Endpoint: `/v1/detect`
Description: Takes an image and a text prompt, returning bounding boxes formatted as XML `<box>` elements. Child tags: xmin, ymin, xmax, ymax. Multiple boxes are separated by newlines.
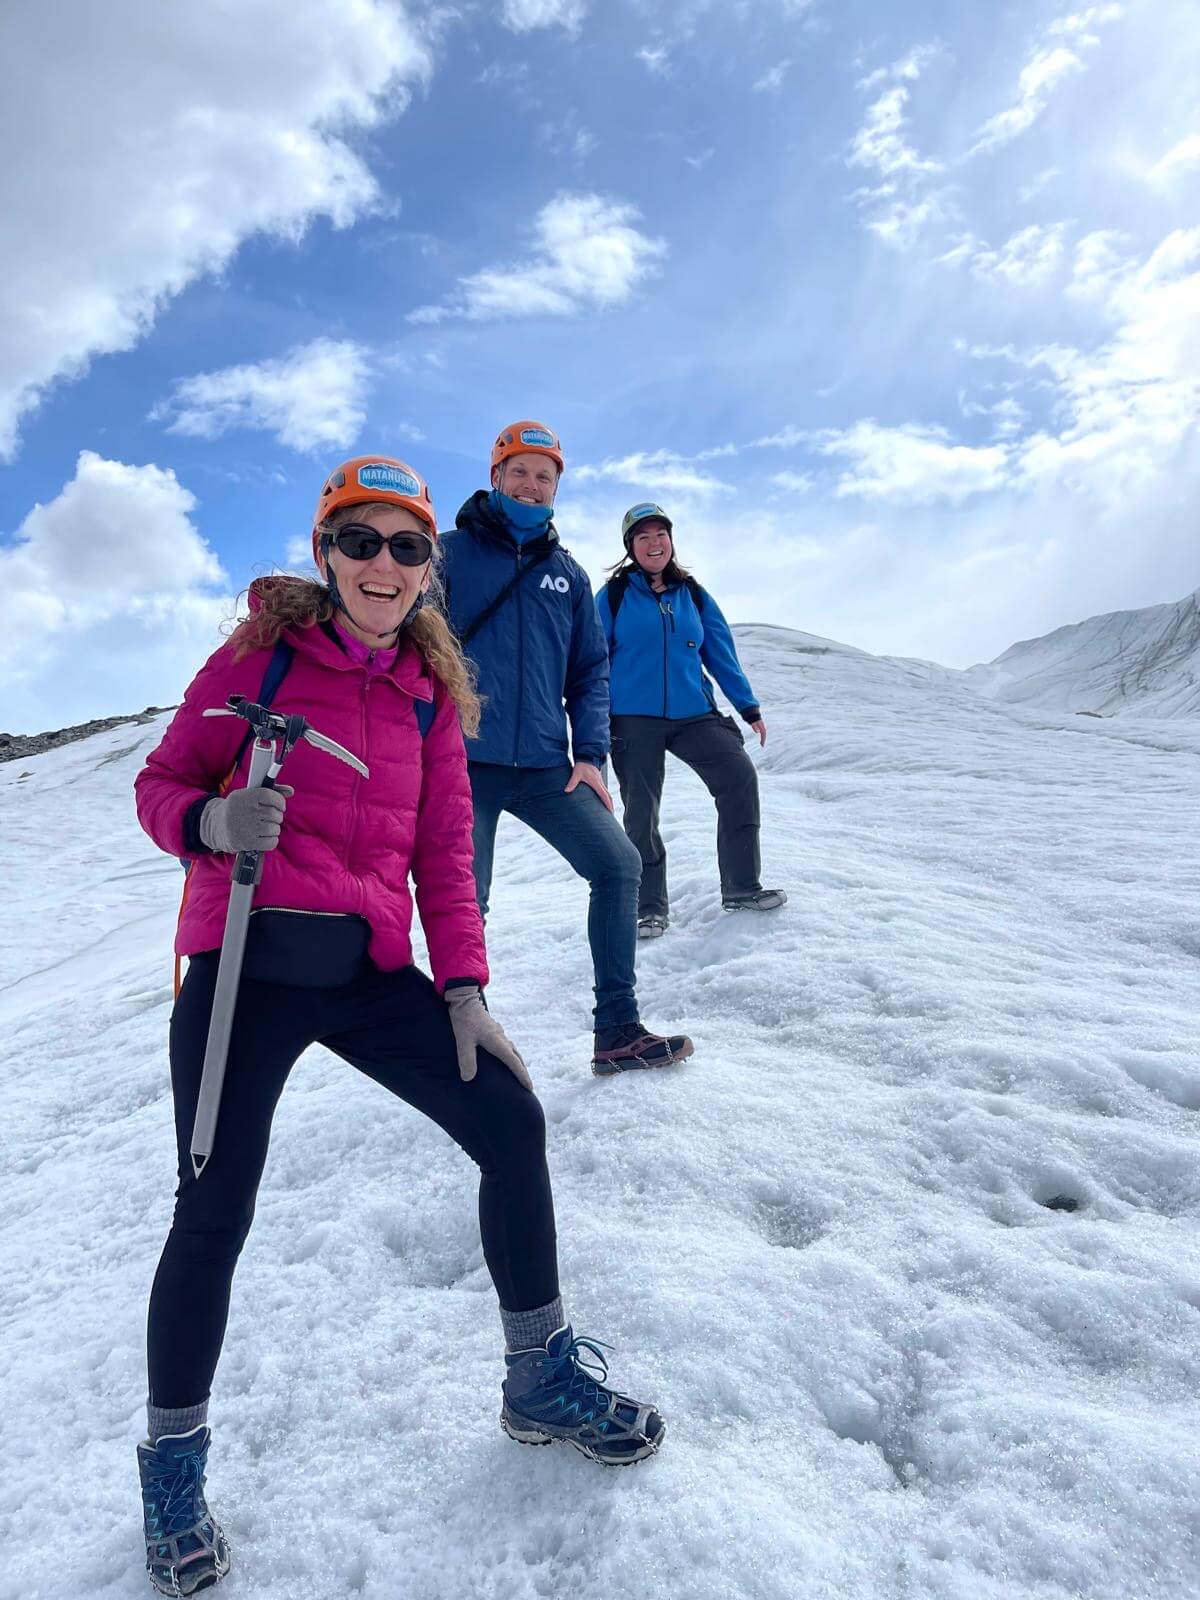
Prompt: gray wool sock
<box><xmin>501</xmin><ymin>1296</ymin><xmax>566</xmax><ymax>1353</ymax></box>
<box><xmin>146</xmin><ymin>1398</ymin><xmax>209</xmax><ymax>1444</ymax></box>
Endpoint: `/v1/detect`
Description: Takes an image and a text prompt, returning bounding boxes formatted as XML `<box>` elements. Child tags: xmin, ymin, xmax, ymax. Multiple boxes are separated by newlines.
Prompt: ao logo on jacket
<box><xmin>540</xmin><ymin>574</ymin><xmax>570</xmax><ymax>594</ymax></box>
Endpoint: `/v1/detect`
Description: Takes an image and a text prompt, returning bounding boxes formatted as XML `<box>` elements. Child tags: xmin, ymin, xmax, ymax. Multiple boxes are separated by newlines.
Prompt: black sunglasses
<box><xmin>331</xmin><ymin>524</ymin><xmax>434</xmax><ymax>566</ymax></box>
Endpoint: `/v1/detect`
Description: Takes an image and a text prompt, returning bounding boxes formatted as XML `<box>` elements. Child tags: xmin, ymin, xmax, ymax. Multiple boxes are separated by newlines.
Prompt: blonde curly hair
<box><xmin>231</xmin><ymin>506</ymin><xmax>482</xmax><ymax>738</ymax></box>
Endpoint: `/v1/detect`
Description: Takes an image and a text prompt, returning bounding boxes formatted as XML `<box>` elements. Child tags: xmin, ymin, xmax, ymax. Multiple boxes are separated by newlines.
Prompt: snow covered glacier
<box><xmin>963</xmin><ymin>588</ymin><xmax>1200</xmax><ymax>719</ymax></box>
<box><xmin>1</xmin><ymin>623</ymin><xmax>1198</xmax><ymax>1600</ymax></box>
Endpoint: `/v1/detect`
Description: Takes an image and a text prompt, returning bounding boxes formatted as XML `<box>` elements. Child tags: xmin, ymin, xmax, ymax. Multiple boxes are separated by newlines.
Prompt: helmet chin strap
<box><xmin>320</xmin><ymin>537</ymin><xmax>426</xmax><ymax>641</ymax></box>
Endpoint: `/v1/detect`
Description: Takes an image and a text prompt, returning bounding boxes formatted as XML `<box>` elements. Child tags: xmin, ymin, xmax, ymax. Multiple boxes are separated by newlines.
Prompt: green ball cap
<box><xmin>621</xmin><ymin>502</ymin><xmax>673</xmax><ymax>544</ymax></box>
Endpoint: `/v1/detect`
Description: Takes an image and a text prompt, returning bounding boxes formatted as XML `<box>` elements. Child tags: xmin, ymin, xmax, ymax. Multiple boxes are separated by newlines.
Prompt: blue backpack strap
<box><xmin>231</xmin><ymin>637</ymin><xmax>295</xmax><ymax>771</ymax></box>
<box><xmin>415</xmin><ymin>692</ymin><xmax>436</xmax><ymax>737</ymax></box>
<box><xmin>182</xmin><ymin>637</ymin><xmax>296</xmax><ymax>874</ymax></box>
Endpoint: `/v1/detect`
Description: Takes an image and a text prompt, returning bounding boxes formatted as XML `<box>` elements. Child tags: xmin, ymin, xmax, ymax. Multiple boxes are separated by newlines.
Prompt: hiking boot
<box><xmin>722</xmin><ymin>888</ymin><xmax>788</xmax><ymax>913</ymax></box>
<box><xmin>137</xmin><ymin>1425</ymin><xmax>231</xmax><ymax>1596</ymax></box>
<box><xmin>637</xmin><ymin>915</ymin><xmax>669</xmax><ymax>940</ymax></box>
<box><xmin>501</xmin><ymin>1325</ymin><xmax>666</xmax><ymax>1466</ymax></box>
<box><xmin>591</xmin><ymin>1020</ymin><xmax>694</xmax><ymax>1075</ymax></box>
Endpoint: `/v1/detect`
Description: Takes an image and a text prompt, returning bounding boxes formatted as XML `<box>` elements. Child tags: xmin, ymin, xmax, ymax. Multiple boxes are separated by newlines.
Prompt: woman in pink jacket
<box><xmin>133</xmin><ymin>456</ymin><xmax>665</xmax><ymax>1598</ymax></box>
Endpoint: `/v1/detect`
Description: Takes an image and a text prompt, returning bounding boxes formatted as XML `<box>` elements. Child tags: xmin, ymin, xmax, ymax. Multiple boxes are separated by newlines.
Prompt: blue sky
<box><xmin>1</xmin><ymin>0</ymin><xmax>1197</xmax><ymax>730</ymax></box>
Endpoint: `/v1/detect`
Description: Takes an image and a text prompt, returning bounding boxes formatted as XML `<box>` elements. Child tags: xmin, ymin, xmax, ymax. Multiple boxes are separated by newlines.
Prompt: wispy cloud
<box><xmin>849</xmin><ymin>48</ymin><xmax>942</xmax><ymax>177</ymax></box>
<box><xmin>847</xmin><ymin>46</ymin><xmax>949</xmax><ymax>249</ymax></box>
<box><xmin>754</xmin><ymin>61</ymin><xmax>792</xmax><ymax>94</ymax></box>
<box><xmin>637</xmin><ymin>45</ymin><xmax>671</xmax><ymax>75</ymax></box>
<box><xmin>152</xmin><ymin>338</ymin><xmax>370</xmax><ymax>453</ymax></box>
<box><xmin>815</xmin><ymin>420</ymin><xmax>1010</xmax><ymax>504</ymax></box>
<box><xmin>501</xmin><ymin>0</ymin><xmax>586</xmax><ymax>33</ymax></box>
<box><xmin>940</xmin><ymin>223</ymin><xmax>1070</xmax><ymax>287</ymax></box>
<box><xmin>408</xmin><ymin>193</ymin><xmax>665</xmax><ymax>324</ymax></box>
<box><xmin>969</xmin><ymin>6</ymin><xmax>1123</xmax><ymax>156</ymax></box>
<box><xmin>573</xmin><ymin>449</ymin><xmax>734</xmax><ymax>496</ymax></box>
<box><xmin>1147</xmin><ymin>134</ymin><xmax>1200</xmax><ymax>184</ymax></box>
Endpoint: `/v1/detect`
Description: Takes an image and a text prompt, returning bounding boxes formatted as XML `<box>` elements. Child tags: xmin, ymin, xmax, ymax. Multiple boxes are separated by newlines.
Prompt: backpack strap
<box><xmin>457</xmin><ymin>543</ymin><xmax>558</xmax><ymax>649</ymax></box>
<box><xmin>415</xmin><ymin>694</ymin><xmax>436</xmax><ymax>737</ymax></box>
<box><xmin>605</xmin><ymin>568</ymin><xmax>634</xmax><ymax>624</ymax></box>
<box><xmin>229</xmin><ymin>637</ymin><xmax>295</xmax><ymax>773</ymax></box>
<box><xmin>683</xmin><ymin>576</ymin><xmax>706</xmax><ymax>612</ymax></box>
<box><xmin>173</xmin><ymin>636</ymin><xmax>296</xmax><ymax>998</ymax></box>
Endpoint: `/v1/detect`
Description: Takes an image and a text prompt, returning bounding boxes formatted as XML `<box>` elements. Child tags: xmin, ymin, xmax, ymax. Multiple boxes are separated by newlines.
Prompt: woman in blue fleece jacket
<box><xmin>595</xmin><ymin>503</ymin><xmax>787</xmax><ymax>937</ymax></box>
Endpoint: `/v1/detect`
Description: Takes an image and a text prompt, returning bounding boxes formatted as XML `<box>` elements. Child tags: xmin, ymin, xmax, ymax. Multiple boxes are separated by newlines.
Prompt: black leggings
<box><xmin>148</xmin><ymin>955</ymin><xmax>559</xmax><ymax>1408</ymax></box>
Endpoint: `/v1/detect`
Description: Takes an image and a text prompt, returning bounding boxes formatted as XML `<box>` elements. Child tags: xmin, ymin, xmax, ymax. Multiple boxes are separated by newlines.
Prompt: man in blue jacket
<box><xmin>439</xmin><ymin>421</ymin><xmax>693</xmax><ymax>1076</ymax></box>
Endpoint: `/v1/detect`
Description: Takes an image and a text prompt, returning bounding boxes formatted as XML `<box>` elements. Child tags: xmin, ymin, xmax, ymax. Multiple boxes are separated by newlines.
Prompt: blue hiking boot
<box><xmin>501</xmin><ymin>1325</ymin><xmax>666</xmax><ymax>1466</ymax></box>
<box><xmin>137</xmin><ymin>1425</ymin><xmax>231</xmax><ymax>1596</ymax></box>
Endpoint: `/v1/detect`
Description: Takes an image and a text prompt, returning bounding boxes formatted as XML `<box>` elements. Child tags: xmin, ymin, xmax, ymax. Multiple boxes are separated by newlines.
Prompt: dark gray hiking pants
<box><xmin>610</xmin><ymin>711</ymin><xmax>762</xmax><ymax>918</ymax></box>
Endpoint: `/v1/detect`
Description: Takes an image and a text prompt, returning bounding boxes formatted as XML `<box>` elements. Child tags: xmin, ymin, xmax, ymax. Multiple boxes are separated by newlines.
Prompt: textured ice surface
<box><xmin>1</xmin><ymin>625</ymin><xmax>1198</xmax><ymax>1600</ymax></box>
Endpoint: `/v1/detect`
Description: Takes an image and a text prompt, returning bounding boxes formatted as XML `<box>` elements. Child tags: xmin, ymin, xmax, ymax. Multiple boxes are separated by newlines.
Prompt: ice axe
<box><xmin>188</xmin><ymin>696</ymin><xmax>368</xmax><ymax>1179</ymax></box>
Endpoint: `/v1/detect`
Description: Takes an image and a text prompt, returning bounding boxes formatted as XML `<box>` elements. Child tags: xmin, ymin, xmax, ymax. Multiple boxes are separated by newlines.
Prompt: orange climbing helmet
<box><xmin>313</xmin><ymin>455</ymin><xmax>438</xmax><ymax>539</ymax></box>
<box><xmin>490</xmin><ymin>421</ymin><xmax>564</xmax><ymax>475</ymax></box>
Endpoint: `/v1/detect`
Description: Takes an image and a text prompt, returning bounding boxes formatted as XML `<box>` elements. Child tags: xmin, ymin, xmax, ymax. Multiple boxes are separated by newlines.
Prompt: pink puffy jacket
<box><xmin>135</xmin><ymin>615</ymin><xmax>489</xmax><ymax>992</ymax></box>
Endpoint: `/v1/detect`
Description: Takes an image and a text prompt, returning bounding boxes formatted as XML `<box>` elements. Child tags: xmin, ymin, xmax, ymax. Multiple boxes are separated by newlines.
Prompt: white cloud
<box><xmin>816</xmin><ymin>420</ymin><xmax>1010</xmax><ymax>504</ymax></box>
<box><xmin>1047</xmin><ymin>4</ymin><xmax>1124</xmax><ymax>38</ymax></box>
<box><xmin>970</xmin><ymin>8</ymin><xmax>1122</xmax><ymax>157</ymax></box>
<box><xmin>285</xmin><ymin>535</ymin><xmax>318</xmax><ymax>569</ymax></box>
<box><xmin>771</xmin><ymin>470</ymin><xmax>815</xmax><ymax>492</ymax></box>
<box><xmin>1018</xmin><ymin>165</ymin><xmax>1062</xmax><ymax>202</ymax></box>
<box><xmin>573</xmin><ymin>449</ymin><xmax>734</xmax><ymax>496</ymax></box>
<box><xmin>0</xmin><ymin>453</ymin><xmax>233</xmax><ymax>731</ymax></box>
<box><xmin>1148</xmin><ymin>134</ymin><xmax>1200</xmax><ymax>183</ymax></box>
<box><xmin>970</xmin><ymin>47</ymin><xmax>1084</xmax><ymax>155</ymax></box>
<box><xmin>754</xmin><ymin>61</ymin><xmax>792</xmax><ymax>94</ymax></box>
<box><xmin>1016</xmin><ymin>228</ymin><xmax>1200</xmax><ymax>500</ymax></box>
<box><xmin>408</xmin><ymin>193</ymin><xmax>665</xmax><ymax>323</ymax></box>
<box><xmin>501</xmin><ymin>0</ymin><xmax>587</xmax><ymax>30</ymax></box>
<box><xmin>848</xmin><ymin>55</ymin><xmax>942</xmax><ymax>178</ymax></box>
<box><xmin>0</xmin><ymin>0</ymin><xmax>430</xmax><ymax>462</ymax></box>
<box><xmin>941</xmin><ymin>223</ymin><xmax>1069</xmax><ymax>287</ymax></box>
<box><xmin>153</xmin><ymin>339</ymin><xmax>370</xmax><ymax>453</ymax></box>
<box><xmin>637</xmin><ymin>45</ymin><xmax>671</xmax><ymax>75</ymax></box>
<box><xmin>848</xmin><ymin>47</ymin><xmax>949</xmax><ymax>249</ymax></box>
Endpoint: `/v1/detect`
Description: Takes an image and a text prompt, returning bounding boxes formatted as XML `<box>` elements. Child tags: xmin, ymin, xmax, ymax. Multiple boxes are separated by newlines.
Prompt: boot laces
<box><xmin>144</xmin><ymin>1451</ymin><xmax>206</xmax><ymax>1538</ymax></box>
<box><xmin>543</xmin><ymin>1334</ymin><xmax>613</xmax><ymax>1407</ymax></box>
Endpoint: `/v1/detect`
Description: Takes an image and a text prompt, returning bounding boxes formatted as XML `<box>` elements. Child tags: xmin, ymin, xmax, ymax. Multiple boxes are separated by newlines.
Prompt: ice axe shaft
<box><xmin>189</xmin><ymin>702</ymin><xmax>367</xmax><ymax>1179</ymax></box>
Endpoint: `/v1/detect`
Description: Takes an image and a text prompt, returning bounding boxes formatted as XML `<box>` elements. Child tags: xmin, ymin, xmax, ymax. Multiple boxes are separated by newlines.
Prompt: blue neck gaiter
<box><xmin>488</xmin><ymin>489</ymin><xmax>554</xmax><ymax>546</ymax></box>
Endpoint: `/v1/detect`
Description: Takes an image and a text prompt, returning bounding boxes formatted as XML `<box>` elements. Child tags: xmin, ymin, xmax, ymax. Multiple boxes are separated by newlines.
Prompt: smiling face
<box><xmin>630</xmin><ymin>519</ymin><xmax>673</xmax><ymax>577</ymax></box>
<box><xmin>315</xmin><ymin>502</ymin><xmax>432</xmax><ymax>644</ymax></box>
<box><xmin>492</xmin><ymin>450</ymin><xmax>559</xmax><ymax>507</ymax></box>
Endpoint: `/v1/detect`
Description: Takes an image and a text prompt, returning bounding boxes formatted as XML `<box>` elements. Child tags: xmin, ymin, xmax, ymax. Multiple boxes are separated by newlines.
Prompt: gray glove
<box><xmin>445</xmin><ymin>985</ymin><xmax>532</xmax><ymax>1089</ymax></box>
<box><xmin>199</xmin><ymin>784</ymin><xmax>294</xmax><ymax>855</ymax></box>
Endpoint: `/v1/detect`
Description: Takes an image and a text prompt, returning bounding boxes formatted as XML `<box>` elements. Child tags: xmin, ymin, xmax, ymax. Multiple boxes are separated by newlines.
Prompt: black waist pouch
<box><xmin>242</xmin><ymin>909</ymin><xmax>371</xmax><ymax>988</ymax></box>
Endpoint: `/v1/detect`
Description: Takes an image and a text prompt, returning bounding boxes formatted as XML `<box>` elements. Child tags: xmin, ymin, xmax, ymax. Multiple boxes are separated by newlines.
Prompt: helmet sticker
<box><xmin>519</xmin><ymin>427</ymin><xmax>557</xmax><ymax>448</ymax></box>
<box><xmin>358</xmin><ymin>462</ymin><xmax>420</xmax><ymax>496</ymax></box>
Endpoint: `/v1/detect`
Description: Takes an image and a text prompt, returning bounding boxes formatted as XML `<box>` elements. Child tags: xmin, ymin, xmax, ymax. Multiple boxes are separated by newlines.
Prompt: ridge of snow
<box><xmin>1</xmin><ymin>631</ymin><xmax>1198</xmax><ymax>1599</ymax></box>
<box><xmin>963</xmin><ymin>587</ymin><xmax>1200</xmax><ymax>718</ymax></box>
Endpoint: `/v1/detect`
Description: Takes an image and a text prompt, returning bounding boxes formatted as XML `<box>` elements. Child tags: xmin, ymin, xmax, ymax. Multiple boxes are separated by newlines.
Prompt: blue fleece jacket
<box><xmin>440</xmin><ymin>491</ymin><xmax>611</xmax><ymax>768</ymax></box>
<box><xmin>595</xmin><ymin>569</ymin><xmax>760</xmax><ymax>720</ymax></box>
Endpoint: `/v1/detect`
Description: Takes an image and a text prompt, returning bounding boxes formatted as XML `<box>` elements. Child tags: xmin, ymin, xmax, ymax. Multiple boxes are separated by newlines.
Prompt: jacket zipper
<box><xmin>512</xmin><ymin>548</ymin><xmax>524</xmax><ymax>765</ymax></box>
<box><xmin>659</xmin><ymin>597</ymin><xmax>675</xmax><ymax>717</ymax></box>
<box><xmin>253</xmin><ymin>907</ymin><xmax>351</xmax><ymax>918</ymax></box>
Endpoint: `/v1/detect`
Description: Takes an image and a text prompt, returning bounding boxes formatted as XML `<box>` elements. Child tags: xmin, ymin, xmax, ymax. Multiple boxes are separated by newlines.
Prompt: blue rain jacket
<box><xmin>595</xmin><ymin>569</ymin><xmax>759</xmax><ymax>720</ymax></box>
<box><xmin>440</xmin><ymin>491</ymin><xmax>611</xmax><ymax>767</ymax></box>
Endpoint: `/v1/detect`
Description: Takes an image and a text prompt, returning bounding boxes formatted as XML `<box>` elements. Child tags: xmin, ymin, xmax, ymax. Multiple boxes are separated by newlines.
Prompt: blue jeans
<box><xmin>469</xmin><ymin>763</ymin><xmax>642</xmax><ymax>1030</ymax></box>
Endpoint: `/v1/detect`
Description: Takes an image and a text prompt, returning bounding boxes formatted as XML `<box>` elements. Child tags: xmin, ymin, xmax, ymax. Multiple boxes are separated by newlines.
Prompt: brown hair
<box><xmin>231</xmin><ymin>507</ymin><xmax>482</xmax><ymax>738</ymax></box>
